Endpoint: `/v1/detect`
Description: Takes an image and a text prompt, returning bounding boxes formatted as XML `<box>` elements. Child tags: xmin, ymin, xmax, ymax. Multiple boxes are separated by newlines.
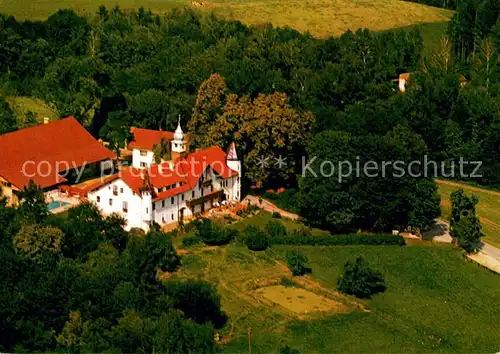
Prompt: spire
<box><xmin>174</xmin><ymin>114</ymin><xmax>184</xmax><ymax>142</ymax></box>
<box><xmin>227</xmin><ymin>142</ymin><xmax>238</xmax><ymax>161</ymax></box>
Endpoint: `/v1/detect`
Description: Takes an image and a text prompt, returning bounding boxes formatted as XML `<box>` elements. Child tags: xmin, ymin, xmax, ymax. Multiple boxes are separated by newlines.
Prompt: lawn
<box><xmin>1</xmin><ymin>0</ymin><xmax>453</xmax><ymax>39</ymax></box>
<box><xmin>172</xmin><ymin>212</ymin><xmax>500</xmax><ymax>353</ymax></box>
<box><xmin>230</xmin><ymin>210</ymin><xmax>330</xmax><ymax>236</ymax></box>
<box><xmin>437</xmin><ymin>179</ymin><xmax>500</xmax><ymax>247</ymax></box>
<box><xmin>5</xmin><ymin>95</ymin><xmax>59</xmax><ymax>124</ymax></box>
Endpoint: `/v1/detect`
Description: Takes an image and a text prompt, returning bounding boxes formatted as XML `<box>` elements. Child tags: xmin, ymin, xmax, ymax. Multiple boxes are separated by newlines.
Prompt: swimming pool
<box><xmin>47</xmin><ymin>201</ymin><xmax>70</xmax><ymax>211</ymax></box>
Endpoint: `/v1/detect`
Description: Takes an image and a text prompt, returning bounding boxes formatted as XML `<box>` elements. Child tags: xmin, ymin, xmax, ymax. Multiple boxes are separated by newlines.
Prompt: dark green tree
<box><xmin>337</xmin><ymin>257</ymin><xmax>386</xmax><ymax>298</ymax></box>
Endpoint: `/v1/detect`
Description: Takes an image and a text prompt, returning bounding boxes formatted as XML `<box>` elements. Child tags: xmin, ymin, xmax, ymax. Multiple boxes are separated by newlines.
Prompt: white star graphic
<box><xmin>256</xmin><ymin>155</ymin><xmax>270</xmax><ymax>169</ymax></box>
<box><xmin>274</xmin><ymin>155</ymin><xmax>287</xmax><ymax>169</ymax></box>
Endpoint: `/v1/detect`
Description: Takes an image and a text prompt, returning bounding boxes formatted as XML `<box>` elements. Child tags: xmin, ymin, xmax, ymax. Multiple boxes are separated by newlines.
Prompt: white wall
<box><xmin>88</xmin><ymin>179</ymin><xmax>144</xmax><ymax>230</ymax></box>
<box><xmin>88</xmin><ymin>162</ymin><xmax>242</xmax><ymax>231</ymax></box>
<box><xmin>132</xmin><ymin>148</ymin><xmax>154</xmax><ymax>168</ymax></box>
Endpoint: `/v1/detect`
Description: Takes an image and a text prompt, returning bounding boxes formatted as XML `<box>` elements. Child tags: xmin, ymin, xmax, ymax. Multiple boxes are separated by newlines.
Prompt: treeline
<box><xmin>1</xmin><ymin>4</ymin><xmax>499</xmax><ymax>232</ymax></box>
<box><xmin>0</xmin><ymin>183</ymin><xmax>224</xmax><ymax>352</ymax></box>
<box><xmin>404</xmin><ymin>0</ymin><xmax>457</xmax><ymax>10</ymax></box>
<box><xmin>448</xmin><ymin>0</ymin><xmax>500</xmax><ymax>61</ymax></box>
<box><xmin>0</xmin><ymin>7</ymin><xmax>422</xmax><ymax>133</ymax></box>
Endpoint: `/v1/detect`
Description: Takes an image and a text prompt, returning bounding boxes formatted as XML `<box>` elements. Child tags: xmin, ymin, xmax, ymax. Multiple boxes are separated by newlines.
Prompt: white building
<box><xmin>128</xmin><ymin>119</ymin><xmax>191</xmax><ymax>169</ymax></box>
<box><xmin>87</xmin><ymin>123</ymin><xmax>241</xmax><ymax>231</ymax></box>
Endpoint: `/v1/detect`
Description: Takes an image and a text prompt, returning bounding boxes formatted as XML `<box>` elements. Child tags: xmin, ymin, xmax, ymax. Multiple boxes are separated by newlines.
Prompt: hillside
<box><xmin>1</xmin><ymin>0</ymin><xmax>453</xmax><ymax>38</ymax></box>
<box><xmin>174</xmin><ymin>213</ymin><xmax>500</xmax><ymax>353</ymax></box>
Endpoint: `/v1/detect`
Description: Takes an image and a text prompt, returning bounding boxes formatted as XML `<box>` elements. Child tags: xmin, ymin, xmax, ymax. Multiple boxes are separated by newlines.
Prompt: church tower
<box><xmin>226</xmin><ymin>142</ymin><xmax>241</xmax><ymax>201</ymax></box>
<box><xmin>171</xmin><ymin>115</ymin><xmax>186</xmax><ymax>161</ymax></box>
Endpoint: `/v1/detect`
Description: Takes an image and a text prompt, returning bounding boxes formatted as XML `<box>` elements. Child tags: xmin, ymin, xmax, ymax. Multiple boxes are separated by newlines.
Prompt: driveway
<box><xmin>433</xmin><ymin>219</ymin><xmax>500</xmax><ymax>275</ymax></box>
<box><xmin>243</xmin><ymin>195</ymin><xmax>299</xmax><ymax>220</ymax></box>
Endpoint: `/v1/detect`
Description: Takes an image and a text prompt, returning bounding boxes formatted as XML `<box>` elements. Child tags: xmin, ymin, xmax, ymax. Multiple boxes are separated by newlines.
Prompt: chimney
<box><xmin>43</xmin><ymin>117</ymin><xmax>50</xmax><ymax>125</ymax></box>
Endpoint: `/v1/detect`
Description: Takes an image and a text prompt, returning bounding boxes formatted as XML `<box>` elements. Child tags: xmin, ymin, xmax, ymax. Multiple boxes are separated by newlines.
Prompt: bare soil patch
<box><xmin>255</xmin><ymin>285</ymin><xmax>349</xmax><ymax>314</ymax></box>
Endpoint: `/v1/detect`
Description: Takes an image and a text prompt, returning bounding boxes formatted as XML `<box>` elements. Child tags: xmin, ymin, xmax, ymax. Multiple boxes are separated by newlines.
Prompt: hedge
<box><xmin>268</xmin><ymin>234</ymin><xmax>405</xmax><ymax>246</ymax></box>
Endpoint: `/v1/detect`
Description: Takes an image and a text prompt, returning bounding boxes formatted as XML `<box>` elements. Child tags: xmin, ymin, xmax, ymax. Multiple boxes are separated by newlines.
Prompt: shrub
<box><xmin>181</xmin><ymin>235</ymin><xmax>203</xmax><ymax>247</ymax></box>
<box><xmin>194</xmin><ymin>219</ymin><xmax>237</xmax><ymax>246</ymax></box>
<box><xmin>337</xmin><ymin>257</ymin><xmax>386</xmax><ymax>298</ymax></box>
<box><xmin>272</xmin><ymin>211</ymin><xmax>282</xmax><ymax>218</ymax></box>
<box><xmin>269</xmin><ymin>234</ymin><xmax>405</xmax><ymax>246</ymax></box>
<box><xmin>280</xmin><ymin>276</ymin><xmax>298</xmax><ymax>287</ymax></box>
<box><xmin>263</xmin><ymin>188</ymin><xmax>300</xmax><ymax>214</ymax></box>
<box><xmin>246</xmin><ymin>226</ymin><xmax>269</xmax><ymax>251</ymax></box>
<box><xmin>285</xmin><ymin>250</ymin><xmax>311</xmax><ymax>276</ymax></box>
<box><xmin>289</xmin><ymin>226</ymin><xmax>312</xmax><ymax>238</ymax></box>
<box><xmin>166</xmin><ymin>279</ymin><xmax>228</xmax><ymax>329</ymax></box>
<box><xmin>265</xmin><ymin>220</ymin><xmax>287</xmax><ymax>238</ymax></box>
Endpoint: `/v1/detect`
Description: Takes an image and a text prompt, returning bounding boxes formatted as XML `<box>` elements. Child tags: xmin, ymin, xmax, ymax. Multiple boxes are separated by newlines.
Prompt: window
<box><xmin>113</xmin><ymin>185</ymin><xmax>118</xmax><ymax>196</ymax></box>
<box><xmin>140</xmin><ymin>162</ymin><xmax>147</xmax><ymax>168</ymax></box>
<box><xmin>140</xmin><ymin>150</ymin><xmax>148</xmax><ymax>156</ymax></box>
<box><xmin>162</xmin><ymin>216</ymin><xmax>165</xmax><ymax>223</ymax></box>
<box><xmin>171</xmin><ymin>197</ymin><xmax>174</xmax><ymax>205</ymax></box>
<box><xmin>162</xmin><ymin>200</ymin><xmax>165</xmax><ymax>208</ymax></box>
<box><xmin>192</xmin><ymin>191</ymin><xmax>195</xmax><ymax>198</ymax></box>
<box><xmin>122</xmin><ymin>202</ymin><xmax>128</xmax><ymax>212</ymax></box>
<box><xmin>109</xmin><ymin>198</ymin><xmax>113</xmax><ymax>206</ymax></box>
<box><xmin>120</xmin><ymin>188</ymin><xmax>123</xmax><ymax>194</ymax></box>
<box><xmin>171</xmin><ymin>213</ymin><xmax>174</xmax><ymax>220</ymax></box>
<box><xmin>146</xmin><ymin>208</ymin><xmax>149</xmax><ymax>214</ymax></box>
<box><xmin>181</xmin><ymin>194</ymin><xmax>184</xmax><ymax>201</ymax></box>
<box><xmin>96</xmin><ymin>196</ymin><xmax>100</xmax><ymax>203</ymax></box>
<box><xmin>153</xmin><ymin>203</ymin><xmax>156</xmax><ymax>211</ymax></box>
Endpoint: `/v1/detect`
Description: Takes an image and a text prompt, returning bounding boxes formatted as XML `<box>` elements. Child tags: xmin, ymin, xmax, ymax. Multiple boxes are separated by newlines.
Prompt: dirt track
<box><xmin>435</xmin><ymin>179</ymin><xmax>500</xmax><ymax>197</ymax></box>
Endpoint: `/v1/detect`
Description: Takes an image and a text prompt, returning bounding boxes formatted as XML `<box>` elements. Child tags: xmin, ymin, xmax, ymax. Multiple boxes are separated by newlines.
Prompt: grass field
<box><xmin>172</xmin><ymin>213</ymin><xmax>500</xmax><ymax>352</ymax></box>
<box><xmin>437</xmin><ymin>179</ymin><xmax>500</xmax><ymax>248</ymax></box>
<box><xmin>5</xmin><ymin>96</ymin><xmax>59</xmax><ymax>124</ymax></box>
<box><xmin>1</xmin><ymin>0</ymin><xmax>453</xmax><ymax>39</ymax></box>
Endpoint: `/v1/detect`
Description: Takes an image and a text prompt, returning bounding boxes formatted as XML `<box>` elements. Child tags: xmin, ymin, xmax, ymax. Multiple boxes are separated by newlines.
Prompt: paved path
<box><xmin>243</xmin><ymin>195</ymin><xmax>300</xmax><ymax>220</ymax></box>
<box><xmin>433</xmin><ymin>219</ymin><xmax>500</xmax><ymax>274</ymax></box>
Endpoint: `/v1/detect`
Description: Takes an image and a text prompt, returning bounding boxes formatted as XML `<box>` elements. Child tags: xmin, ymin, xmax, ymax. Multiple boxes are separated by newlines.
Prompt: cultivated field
<box><xmin>173</xmin><ymin>212</ymin><xmax>500</xmax><ymax>353</ymax></box>
<box><xmin>1</xmin><ymin>0</ymin><xmax>453</xmax><ymax>38</ymax></box>
<box><xmin>437</xmin><ymin>179</ymin><xmax>500</xmax><ymax>247</ymax></box>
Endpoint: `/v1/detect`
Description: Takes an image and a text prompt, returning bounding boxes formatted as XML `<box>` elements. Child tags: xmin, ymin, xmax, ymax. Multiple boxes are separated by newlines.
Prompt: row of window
<box><xmin>96</xmin><ymin>196</ymin><xmax>128</xmax><ymax>212</ymax></box>
<box><xmin>161</xmin><ymin>213</ymin><xmax>176</xmax><ymax>223</ymax></box>
<box><xmin>111</xmin><ymin>185</ymin><xmax>124</xmax><ymax>196</ymax></box>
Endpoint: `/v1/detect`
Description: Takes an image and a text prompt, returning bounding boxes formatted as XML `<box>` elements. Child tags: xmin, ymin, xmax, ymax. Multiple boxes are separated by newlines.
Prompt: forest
<box><xmin>0</xmin><ymin>183</ymin><xmax>225</xmax><ymax>352</ymax></box>
<box><xmin>2</xmin><ymin>0</ymin><xmax>499</xmax><ymax>230</ymax></box>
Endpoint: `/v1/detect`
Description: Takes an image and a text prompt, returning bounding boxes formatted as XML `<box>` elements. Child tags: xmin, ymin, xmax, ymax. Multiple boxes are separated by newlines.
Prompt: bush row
<box><xmin>268</xmin><ymin>234</ymin><xmax>405</xmax><ymax>246</ymax></box>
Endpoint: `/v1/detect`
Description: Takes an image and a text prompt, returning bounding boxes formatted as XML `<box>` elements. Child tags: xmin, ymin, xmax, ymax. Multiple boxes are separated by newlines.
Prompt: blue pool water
<box><xmin>47</xmin><ymin>201</ymin><xmax>69</xmax><ymax>211</ymax></box>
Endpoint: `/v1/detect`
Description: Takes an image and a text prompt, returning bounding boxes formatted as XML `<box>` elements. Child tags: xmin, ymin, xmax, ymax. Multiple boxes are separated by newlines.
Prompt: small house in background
<box><xmin>398</xmin><ymin>73</ymin><xmax>411</xmax><ymax>92</ymax></box>
<box><xmin>394</xmin><ymin>73</ymin><xmax>468</xmax><ymax>93</ymax></box>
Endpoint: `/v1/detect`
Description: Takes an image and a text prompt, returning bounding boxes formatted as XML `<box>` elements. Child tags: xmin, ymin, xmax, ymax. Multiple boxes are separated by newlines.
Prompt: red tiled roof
<box><xmin>0</xmin><ymin>117</ymin><xmax>116</xmax><ymax>189</ymax></box>
<box><xmin>86</xmin><ymin>146</ymin><xmax>239</xmax><ymax>201</ymax></box>
<box><xmin>399</xmin><ymin>73</ymin><xmax>411</xmax><ymax>81</ymax></box>
<box><xmin>128</xmin><ymin>127</ymin><xmax>175</xmax><ymax>150</ymax></box>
